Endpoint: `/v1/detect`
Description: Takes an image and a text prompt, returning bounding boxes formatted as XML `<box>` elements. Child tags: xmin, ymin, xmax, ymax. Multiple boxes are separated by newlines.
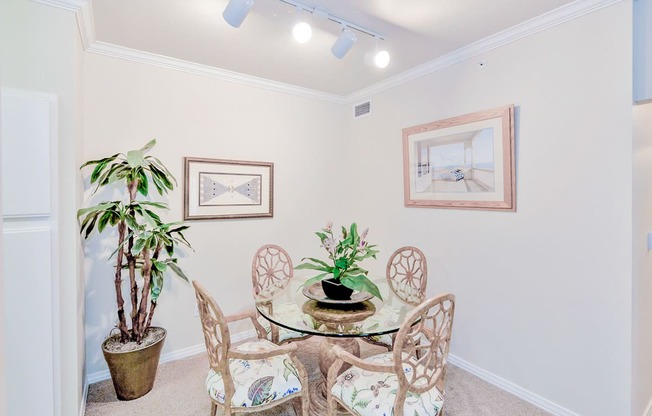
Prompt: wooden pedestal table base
<box><xmin>302</xmin><ymin>300</ymin><xmax>376</xmax><ymax>416</ymax></box>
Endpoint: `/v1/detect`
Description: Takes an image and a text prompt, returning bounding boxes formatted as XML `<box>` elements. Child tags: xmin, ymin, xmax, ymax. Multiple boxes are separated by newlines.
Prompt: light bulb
<box><xmin>292</xmin><ymin>22</ymin><xmax>312</xmax><ymax>43</ymax></box>
<box><xmin>374</xmin><ymin>50</ymin><xmax>390</xmax><ymax>69</ymax></box>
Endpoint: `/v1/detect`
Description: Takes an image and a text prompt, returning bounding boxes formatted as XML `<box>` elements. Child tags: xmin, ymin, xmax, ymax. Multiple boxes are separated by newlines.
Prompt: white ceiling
<box><xmin>90</xmin><ymin>0</ymin><xmax>579</xmax><ymax>96</ymax></box>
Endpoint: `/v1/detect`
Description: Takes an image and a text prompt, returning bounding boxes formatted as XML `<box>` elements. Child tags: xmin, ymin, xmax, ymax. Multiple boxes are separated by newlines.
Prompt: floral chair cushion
<box><xmin>206</xmin><ymin>339</ymin><xmax>303</xmax><ymax>408</ymax></box>
<box><xmin>331</xmin><ymin>352</ymin><xmax>444</xmax><ymax>416</ymax></box>
<box><xmin>258</xmin><ymin>303</ymin><xmax>315</xmax><ymax>343</ymax></box>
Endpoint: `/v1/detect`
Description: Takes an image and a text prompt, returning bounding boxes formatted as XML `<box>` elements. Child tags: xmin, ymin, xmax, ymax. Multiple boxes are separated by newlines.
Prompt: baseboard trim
<box><xmin>85</xmin><ymin>329</ymin><xmax>257</xmax><ymax>385</ymax></box>
<box><xmin>448</xmin><ymin>354</ymin><xmax>580</xmax><ymax>416</ymax></box>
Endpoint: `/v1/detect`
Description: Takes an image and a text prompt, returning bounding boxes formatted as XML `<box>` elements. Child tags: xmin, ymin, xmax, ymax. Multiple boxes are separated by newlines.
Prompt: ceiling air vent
<box><xmin>354</xmin><ymin>101</ymin><xmax>371</xmax><ymax>118</ymax></box>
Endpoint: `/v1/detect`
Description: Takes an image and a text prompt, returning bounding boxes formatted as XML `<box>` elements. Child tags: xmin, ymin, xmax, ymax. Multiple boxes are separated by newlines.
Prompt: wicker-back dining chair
<box><xmin>362</xmin><ymin>246</ymin><xmax>429</xmax><ymax>349</ymax></box>
<box><xmin>327</xmin><ymin>293</ymin><xmax>456</xmax><ymax>416</ymax></box>
<box><xmin>192</xmin><ymin>280</ymin><xmax>310</xmax><ymax>416</ymax></box>
<box><xmin>386</xmin><ymin>246</ymin><xmax>429</xmax><ymax>305</ymax></box>
<box><xmin>252</xmin><ymin>244</ymin><xmax>312</xmax><ymax>344</ymax></box>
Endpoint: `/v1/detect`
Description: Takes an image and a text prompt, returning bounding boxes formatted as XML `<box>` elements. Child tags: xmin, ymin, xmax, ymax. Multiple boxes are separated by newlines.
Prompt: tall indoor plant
<box><xmin>78</xmin><ymin>139</ymin><xmax>191</xmax><ymax>400</ymax></box>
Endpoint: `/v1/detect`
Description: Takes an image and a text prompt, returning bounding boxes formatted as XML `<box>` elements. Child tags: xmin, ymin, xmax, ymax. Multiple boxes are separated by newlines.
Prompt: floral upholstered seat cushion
<box><xmin>206</xmin><ymin>339</ymin><xmax>303</xmax><ymax>408</ymax></box>
<box><xmin>258</xmin><ymin>303</ymin><xmax>315</xmax><ymax>343</ymax></box>
<box><xmin>330</xmin><ymin>352</ymin><xmax>444</xmax><ymax>416</ymax></box>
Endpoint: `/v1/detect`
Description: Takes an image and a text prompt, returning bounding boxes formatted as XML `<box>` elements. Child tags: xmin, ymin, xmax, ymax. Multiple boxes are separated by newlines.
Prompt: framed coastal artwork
<box><xmin>183</xmin><ymin>157</ymin><xmax>273</xmax><ymax>220</ymax></box>
<box><xmin>402</xmin><ymin>104</ymin><xmax>515</xmax><ymax>211</ymax></box>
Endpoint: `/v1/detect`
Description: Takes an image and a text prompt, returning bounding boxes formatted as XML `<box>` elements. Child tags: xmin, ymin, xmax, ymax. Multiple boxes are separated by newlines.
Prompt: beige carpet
<box><xmin>85</xmin><ymin>337</ymin><xmax>552</xmax><ymax>416</ymax></box>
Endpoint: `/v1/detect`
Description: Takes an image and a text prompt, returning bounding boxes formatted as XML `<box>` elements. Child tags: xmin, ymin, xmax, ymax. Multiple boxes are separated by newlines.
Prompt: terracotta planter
<box><xmin>321</xmin><ymin>278</ymin><xmax>353</xmax><ymax>300</ymax></box>
<box><xmin>101</xmin><ymin>327</ymin><xmax>166</xmax><ymax>400</ymax></box>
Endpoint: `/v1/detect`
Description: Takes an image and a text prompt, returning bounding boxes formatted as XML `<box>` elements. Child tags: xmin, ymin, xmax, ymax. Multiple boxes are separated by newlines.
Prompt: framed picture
<box><xmin>183</xmin><ymin>157</ymin><xmax>273</xmax><ymax>220</ymax></box>
<box><xmin>402</xmin><ymin>104</ymin><xmax>515</xmax><ymax>211</ymax></box>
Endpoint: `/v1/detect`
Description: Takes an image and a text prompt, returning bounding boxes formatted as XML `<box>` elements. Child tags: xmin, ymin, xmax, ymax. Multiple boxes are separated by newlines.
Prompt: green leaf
<box><xmin>137</xmin><ymin>169</ymin><xmax>148</xmax><ymax>196</ymax></box>
<box><xmin>340</xmin><ymin>275</ymin><xmax>383</xmax><ymax>300</ymax></box>
<box><xmin>149</xmin><ymin>168</ymin><xmax>165</xmax><ymax>195</ymax></box>
<box><xmin>80</xmin><ymin>153</ymin><xmax>120</xmax><ymax>169</ymax></box>
<box><xmin>97</xmin><ymin>211</ymin><xmax>114</xmax><ymax>233</ymax></box>
<box><xmin>141</xmin><ymin>139</ymin><xmax>156</xmax><ymax>153</ymax></box>
<box><xmin>300</xmin><ymin>273</ymin><xmax>331</xmax><ymax>288</ymax></box>
<box><xmin>152</xmin><ymin>259</ymin><xmax>167</xmax><ymax>272</ymax></box>
<box><xmin>150</xmin><ymin>272</ymin><xmax>163</xmax><ymax>299</ymax></box>
<box><xmin>131</xmin><ymin>237</ymin><xmax>146</xmax><ymax>255</ymax></box>
<box><xmin>127</xmin><ymin>148</ymin><xmax>145</xmax><ymax>168</ymax></box>
<box><xmin>83</xmin><ymin>215</ymin><xmax>98</xmax><ymax>239</ymax></box>
<box><xmin>335</xmin><ymin>258</ymin><xmax>349</xmax><ymax>270</ymax></box>
<box><xmin>296</xmin><ymin>257</ymin><xmax>331</xmax><ymax>269</ymax></box>
<box><xmin>89</xmin><ymin>157</ymin><xmax>113</xmax><ymax>184</ymax></box>
<box><xmin>148</xmin><ymin>156</ymin><xmax>177</xmax><ymax>187</ymax></box>
<box><xmin>167</xmin><ymin>262</ymin><xmax>189</xmax><ymax>282</ymax></box>
<box><xmin>295</xmin><ymin>262</ymin><xmax>331</xmax><ymax>273</ymax></box>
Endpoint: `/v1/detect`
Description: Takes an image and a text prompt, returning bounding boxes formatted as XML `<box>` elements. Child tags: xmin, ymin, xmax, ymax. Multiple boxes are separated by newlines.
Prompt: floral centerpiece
<box><xmin>296</xmin><ymin>222</ymin><xmax>382</xmax><ymax>300</ymax></box>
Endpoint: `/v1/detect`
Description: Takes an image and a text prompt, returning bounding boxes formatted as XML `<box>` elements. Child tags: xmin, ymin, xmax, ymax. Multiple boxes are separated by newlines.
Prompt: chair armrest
<box><xmin>229</xmin><ymin>342</ymin><xmax>297</xmax><ymax>360</ymax></box>
<box><xmin>224</xmin><ymin>309</ymin><xmax>257</xmax><ymax>323</ymax></box>
<box><xmin>224</xmin><ymin>309</ymin><xmax>268</xmax><ymax>340</ymax></box>
<box><xmin>331</xmin><ymin>345</ymin><xmax>394</xmax><ymax>373</ymax></box>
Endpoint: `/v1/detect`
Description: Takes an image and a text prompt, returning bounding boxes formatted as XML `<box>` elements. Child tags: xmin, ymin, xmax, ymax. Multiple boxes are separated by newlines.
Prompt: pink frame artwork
<box><xmin>402</xmin><ymin>105</ymin><xmax>515</xmax><ymax>211</ymax></box>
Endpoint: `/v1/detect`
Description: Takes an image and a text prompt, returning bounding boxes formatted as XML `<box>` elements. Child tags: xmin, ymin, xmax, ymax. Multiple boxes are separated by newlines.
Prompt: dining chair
<box><xmin>326</xmin><ymin>293</ymin><xmax>456</xmax><ymax>416</ymax></box>
<box><xmin>192</xmin><ymin>280</ymin><xmax>310</xmax><ymax>416</ymax></box>
<box><xmin>252</xmin><ymin>244</ymin><xmax>312</xmax><ymax>344</ymax></box>
<box><xmin>363</xmin><ymin>246</ymin><xmax>429</xmax><ymax>349</ymax></box>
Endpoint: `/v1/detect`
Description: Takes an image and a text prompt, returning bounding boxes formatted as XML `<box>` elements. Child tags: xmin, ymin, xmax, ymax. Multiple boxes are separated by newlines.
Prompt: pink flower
<box><xmin>323</xmin><ymin>221</ymin><xmax>333</xmax><ymax>232</ymax></box>
<box><xmin>337</xmin><ymin>370</ymin><xmax>360</xmax><ymax>388</ymax></box>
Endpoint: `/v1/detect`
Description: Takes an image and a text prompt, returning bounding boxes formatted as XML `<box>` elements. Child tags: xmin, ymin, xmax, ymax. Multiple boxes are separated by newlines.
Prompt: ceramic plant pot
<box><xmin>101</xmin><ymin>327</ymin><xmax>166</xmax><ymax>400</ymax></box>
<box><xmin>321</xmin><ymin>278</ymin><xmax>354</xmax><ymax>300</ymax></box>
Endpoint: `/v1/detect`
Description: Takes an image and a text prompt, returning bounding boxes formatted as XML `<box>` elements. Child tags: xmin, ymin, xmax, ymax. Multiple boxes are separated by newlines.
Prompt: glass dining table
<box><xmin>255</xmin><ymin>276</ymin><xmax>418</xmax><ymax>415</ymax></box>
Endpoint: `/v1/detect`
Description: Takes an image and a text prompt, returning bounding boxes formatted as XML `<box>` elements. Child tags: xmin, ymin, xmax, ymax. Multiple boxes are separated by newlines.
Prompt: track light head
<box><xmin>223</xmin><ymin>0</ymin><xmax>255</xmax><ymax>28</ymax></box>
<box><xmin>331</xmin><ymin>27</ymin><xmax>357</xmax><ymax>59</ymax></box>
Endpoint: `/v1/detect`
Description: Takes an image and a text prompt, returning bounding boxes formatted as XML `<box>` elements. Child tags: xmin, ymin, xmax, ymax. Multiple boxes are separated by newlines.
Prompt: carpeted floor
<box><xmin>85</xmin><ymin>337</ymin><xmax>551</xmax><ymax>415</ymax></box>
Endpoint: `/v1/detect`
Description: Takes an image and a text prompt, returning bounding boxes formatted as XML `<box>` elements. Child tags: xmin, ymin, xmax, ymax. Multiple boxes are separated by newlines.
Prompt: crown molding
<box><xmin>86</xmin><ymin>41</ymin><xmax>346</xmax><ymax>103</ymax></box>
<box><xmin>30</xmin><ymin>0</ymin><xmax>95</xmax><ymax>49</ymax></box>
<box><xmin>32</xmin><ymin>0</ymin><xmax>622</xmax><ymax>104</ymax></box>
<box><xmin>344</xmin><ymin>0</ymin><xmax>623</xmax><ymax>103</ymax></box>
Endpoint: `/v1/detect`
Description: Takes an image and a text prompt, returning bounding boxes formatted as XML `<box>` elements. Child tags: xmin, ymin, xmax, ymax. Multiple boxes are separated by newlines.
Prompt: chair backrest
<box><xmin>393</xmin><ymin>294</ymin><xmax>455</xmax><ymax>401</ymax></box>
<box><xmin>386</xmin><ymin>246</ymin><xmax>428</xmax><ymax>305</ymax></box>
<box><xmin>251</xmin><ymin>244</ymin><xmax>294</xmax><ymax>300</ymax></box>
<box><xmin>192</xmin><ymin>280</ymin><xmax>231</xmax><ymax>373</ymax></box>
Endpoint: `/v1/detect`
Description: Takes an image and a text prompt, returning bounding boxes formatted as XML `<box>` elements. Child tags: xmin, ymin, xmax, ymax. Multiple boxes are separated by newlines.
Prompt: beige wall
<box><xmin>0</xmin><ymin>0</ymin><xmax>85</xmax><ymax>415</ymax></box>
<box><xmin>4</xmin><ymin>0</ymin><xmax>642</xmax><ymax>415</ymax></box>
<box><xmin>81</xmin><ymin>53</ymin><xmax>349</xmax><ymax>374</ymax></box>
<box><xmin>633</xmin><ymin>101</ymin><xmax>652</xmax><ymax>416</ymax></box>
<box><xmin>347</xmin><ymin>3</ymin><xmax>632</xmax><ymax>415</ymax></box>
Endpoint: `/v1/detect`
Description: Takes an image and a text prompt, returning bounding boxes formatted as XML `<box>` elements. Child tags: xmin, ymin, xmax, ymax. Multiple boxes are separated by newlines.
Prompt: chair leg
<box><xmin>292</xmin><ymin>395</ymin><xmax>309</xmax><ymax>416</ymax></box>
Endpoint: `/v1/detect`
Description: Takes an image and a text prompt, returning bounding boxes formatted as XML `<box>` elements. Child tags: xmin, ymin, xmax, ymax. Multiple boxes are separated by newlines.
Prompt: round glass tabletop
<box><xmin>255</xmin><ymin>277</ymin><xmax>417</xmax><ymax>338</ymax></box>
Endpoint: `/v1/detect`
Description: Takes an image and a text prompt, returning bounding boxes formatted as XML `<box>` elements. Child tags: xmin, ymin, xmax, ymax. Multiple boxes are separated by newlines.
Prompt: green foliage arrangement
<box><xmin>77</xmin><ymin>139</ymin><xmax>191</xmax><ymax>344</ymax></box>
<box><xmin>296</xmin><ymin>222</ymin><xmax>382</xmax><ymax>300</ymax></box>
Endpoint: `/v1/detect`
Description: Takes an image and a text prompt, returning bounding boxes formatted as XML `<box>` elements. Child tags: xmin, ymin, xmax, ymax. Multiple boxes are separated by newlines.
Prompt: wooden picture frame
<box><xmin>183</xmin><ymin>157</ymin><xmax>273</xmax><ymax>220</ymax></box>
<box><xmin>402</xmin><ymin>105</ymin><xmax>515</xmax><ymax>211</ymax></box>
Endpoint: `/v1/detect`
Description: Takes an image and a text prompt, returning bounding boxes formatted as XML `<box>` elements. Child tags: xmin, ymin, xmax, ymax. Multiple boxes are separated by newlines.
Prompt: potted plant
<box><xmin>77</xmin><ymin>139</ymin><xmax>192</xmax><ymax>400</ymax></box>
<box><xmin>296</xmin><ymin>221</ymin><xmax>382</xmax><ymax>300</ymax></box>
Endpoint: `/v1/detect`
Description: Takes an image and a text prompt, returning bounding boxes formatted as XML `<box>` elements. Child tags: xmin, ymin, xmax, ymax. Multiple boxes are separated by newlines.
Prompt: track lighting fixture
<box><xmin>222</xmin><ymin>0</ymin><xmax>255</xmax><ymax>28</ymax></box>
<box><xmin>221</xmin><ymin>0</ymin><xmax>390</xmax><ymax>67</ymax></box>
<box><xmin>331</xmin><ymin>26</ymin><xmax>356</xmax><ymax>59</ymax></box>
